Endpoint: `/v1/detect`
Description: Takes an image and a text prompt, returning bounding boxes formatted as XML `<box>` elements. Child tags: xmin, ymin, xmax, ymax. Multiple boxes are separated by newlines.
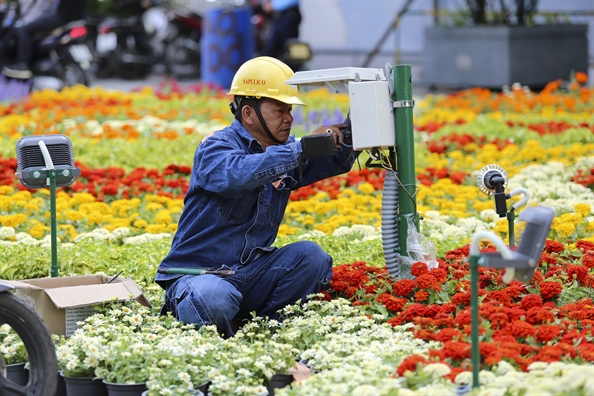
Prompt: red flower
<box><xmin>525</xmin><ymin>307</ymin><xmax>556</xmax><ymax>325</ymax></box>
<box><xmin>508</xmin><ymin>320</ymin><xmax>536</xmax><ymax>339</ymax></box>
<box><xmin>442</xmin><ymin>341</ymin><xmax>471</xmax><ymax>361</ymax></box>
<box><xmin>583</xmin><ymin>253</ymin><xmax>594</xmax><ymax>269</ymax></box>
<box><xmin>540</xmin><ymin>281</ymin><xmax>563</xmax><ymax>300</ymax></box>
<box><xmin>376</xmin><ymin>293</ymin><xmax>407</xmax><ymax>312</ymax></box>
<box><xmin>535</xmin><ymin>324</ymin><xmax>562</xmax><ymax>343</ymax></box>
<box><xmin>566</xmin><ymin>264</ymin><xmax>589</xmax><ymax>285</ymax></box>
<box><xmin>401</xmin><ymin>303</ymin><xmax>428</xmax><ymax>321</ymax></box>
<box><xmin>415</xmin><ymin>274</ymin><xmax>438</xmax><ymax>290</ymax></box>
<box><xmin>414</xmin><ymin>290</ymin><xmax>429</xmax><ymax>302</ymax></box>
<box><xmin>544</xmin><ymin>240</ymin><xmax>565</xmax><ymax>254</ymax></box>
<box><xmin>395</xmin><ymin>354</ymin><xmax>427</xmax><ymax>376</ymax></box>
<box><xmin>411</xmin><ymin>262</ymin><xmax>429</xmax><ymax>277</ymax></box>
<box><xmin>521</xmin><ymin>294</ymin><xmax>543</xmax><ymax>310</ymax></box>
<box><xmin>434</xmin><ymin>328</ymin><xmax>464</xmax><ymax>342</ymax></box>
<box><xmin>392</xmin><ymin>279</ymin><xmax>416</xmax><ymax>297</ymax></box>
<box><xmin>576</xmin><ymin>240</ymin><xmax>594</xmax><ymax>254</ymax></box>
<box><xmin>488</xmin><ymin>312</ymin><xmax>510</xmax><ymax>330</ymax></box>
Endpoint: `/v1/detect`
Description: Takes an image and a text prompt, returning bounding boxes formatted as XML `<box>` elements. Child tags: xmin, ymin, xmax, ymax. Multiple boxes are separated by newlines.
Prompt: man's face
<box><xmin>248</xmin><ymin>98</ymin><xmax>294</xmax><ymax>148</ymax></box>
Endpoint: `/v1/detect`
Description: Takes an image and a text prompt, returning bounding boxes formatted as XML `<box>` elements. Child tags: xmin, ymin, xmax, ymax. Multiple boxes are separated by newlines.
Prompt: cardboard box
<box><xmin>3</xmin><ymin>275</ymin><xmax>152</xmax><ymax>337</ymax></box>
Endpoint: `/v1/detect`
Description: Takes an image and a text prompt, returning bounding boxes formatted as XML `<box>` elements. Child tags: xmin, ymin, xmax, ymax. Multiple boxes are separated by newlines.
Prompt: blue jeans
<box><xmin>163</xmin><ymin>241</ymin><xmax>333</xmax><ymax>337</ymax></box>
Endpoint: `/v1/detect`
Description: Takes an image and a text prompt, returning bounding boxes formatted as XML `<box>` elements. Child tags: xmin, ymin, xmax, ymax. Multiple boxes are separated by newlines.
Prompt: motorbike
<box><xmin>94</xmin><ymin>14</ymin><xmax>155</xmax><ymax>79</ymax></box>
<box><xmin>162</xmin><ymin>8</ymin><xmax>202</xmax><ymax>79</ymax></box>
<box><xmin>91</xmin><ymin>2</ymin><xmax>202</xmax><ymax>80</ymax></box>
<box><xmin>0</xmin><ymin>4</ymin><xmax>94</xmax><ymax>91</ymax></box>
<box><xmin>0</xmin><ymin>282</ymin><xmax>58</xmax><ymax>395</ymax></box>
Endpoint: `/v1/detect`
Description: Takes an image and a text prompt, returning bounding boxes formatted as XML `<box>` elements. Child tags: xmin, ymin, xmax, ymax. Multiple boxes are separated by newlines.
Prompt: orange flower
<box><xmin>575</xmin><ymin>71</ymin><xmax>588</xmax><ymax>84</ymax></box>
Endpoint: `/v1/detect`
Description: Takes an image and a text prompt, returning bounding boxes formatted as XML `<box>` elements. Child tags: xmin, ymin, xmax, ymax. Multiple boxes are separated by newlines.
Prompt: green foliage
<box><xmin>0</xmin><ymin>239</ymin><xmax>170</xmax><ymax>285</ymax></box>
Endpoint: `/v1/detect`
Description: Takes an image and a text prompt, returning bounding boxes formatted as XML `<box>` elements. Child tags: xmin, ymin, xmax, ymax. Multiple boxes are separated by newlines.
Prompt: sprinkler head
<box><xmin>476</xmin><ymin>164</ymin><xmax>509</xmax><ymax>218</ymax></box>
<box><xmin>476</xmin><ymin>164</ymin><xmax>508</xmax><ymax>196</ymax></box>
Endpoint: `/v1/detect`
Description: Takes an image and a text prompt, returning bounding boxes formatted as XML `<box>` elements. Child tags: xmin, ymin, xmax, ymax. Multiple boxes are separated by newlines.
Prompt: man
<box><xmin>262</xmin><ymin>0</ymin><xmax>301</xmax><ymax>70</ymax></box>
<box><xmin>156</xmin><ymin>56</ymin><xmax>358</xmax><ymax>338</ymax></box>
<box><xmin>2</xmin><ymin>0</ymin><xmax>86</xmax><ymax>79</ymax></box>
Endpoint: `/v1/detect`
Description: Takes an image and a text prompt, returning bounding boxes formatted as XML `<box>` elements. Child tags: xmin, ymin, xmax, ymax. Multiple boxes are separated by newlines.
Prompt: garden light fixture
<box><xmin>467</xmin><ymin>205</ymin><xmax>555</xmax><ymax>388</ymax></box>
<box><xmin>15</xmin><ymin>135</ymin><xmax>80</xmax><ymax>277</ymax></box>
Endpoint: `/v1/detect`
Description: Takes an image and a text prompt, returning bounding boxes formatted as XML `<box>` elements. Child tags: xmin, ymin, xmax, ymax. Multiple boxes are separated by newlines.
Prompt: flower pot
<box><xmin>4</xmin><ymin>363</ymin><xmax>29</xmax><ymax>396</ymax></box>
<box><xmin>266</xmin><ymin>373</ymin><xmax>294</xmax><ymax>396</ymax></box>
<box><xmin>141</xmin><ymin>390</ymin><xmax>203</xmax><ymax>396</ymax></box>
<box><xmin>55</xmin><ymin>371</ymin><xmax>67</xmax><ymax>396</ymax></box>
<box><xmin>62</xmin><ymin>374</ymin><xmax>108</xmax><ymax>396</ymax></box>
<box><xmin>103</xmin><ymin>381</ymin><xmax>147</xmax><ymax>396</ymax></box>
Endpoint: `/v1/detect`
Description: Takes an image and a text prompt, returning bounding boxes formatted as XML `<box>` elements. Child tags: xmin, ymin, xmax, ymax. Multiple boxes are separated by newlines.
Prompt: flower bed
<box><xmin>1</xmin><ymin>79</ymin><xmax>593</xmax><ymax>395</ymax></box>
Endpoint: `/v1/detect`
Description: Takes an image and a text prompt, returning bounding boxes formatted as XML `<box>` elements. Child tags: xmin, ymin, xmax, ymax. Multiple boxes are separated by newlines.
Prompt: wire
<box><xmin>376</xmin><ymin>148</ymin><xmax>418</xmax><ymax>213</ymax></box>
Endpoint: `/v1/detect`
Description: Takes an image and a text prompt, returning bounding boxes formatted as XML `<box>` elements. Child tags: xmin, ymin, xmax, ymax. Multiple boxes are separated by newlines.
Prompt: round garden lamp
<box><xmin>15</xmin><ymin>135</ymin><xmax>80</xmax><ymax>277</ymax></box>
<box><xmin>466</xmin><ymin>205</ymin><xmax>555</xmax><ymax>388</ymax></box>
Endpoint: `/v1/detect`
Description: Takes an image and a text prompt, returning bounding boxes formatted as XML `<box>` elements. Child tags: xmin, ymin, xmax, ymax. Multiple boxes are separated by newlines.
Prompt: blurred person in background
<box><xmin>2</xmin><ymin>0</ymin><xmax>87</xmax><ymax>79</ymax></box>
<box><xmin>262</xmin><ymin>0</ymin><xmax>301</xmax><ymax>69</ymax></box>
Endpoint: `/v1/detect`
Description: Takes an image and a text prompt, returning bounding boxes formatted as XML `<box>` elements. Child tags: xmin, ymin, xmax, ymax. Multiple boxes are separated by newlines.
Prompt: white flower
<box><xmin>423</xmin><ymin>362</ymin><xmax>451</xmax><ymax>379</ymax></box>
<box><xmin>0</xmin><ymin>226</ymin><xmax>16</xmax><ymax>238</ymax></box>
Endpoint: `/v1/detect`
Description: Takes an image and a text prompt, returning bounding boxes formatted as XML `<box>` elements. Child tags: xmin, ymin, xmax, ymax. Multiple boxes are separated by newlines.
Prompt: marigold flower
<box><xmin>411</xmin><ymin>262</ymin><xmax>429</xmax><ymax>277</ymax></box>
<box><xmin>508</xmin><ymin>320</ymin><xmax>536</xmax><ymax>339</ymax></box>
<box><xmin>520</xmin><ymin>294</ymin><xmax>543</xmax><ymax>310</ymax></box>
<box><xmin>539</xmin><ymin>281</ymin><xmax>563</xmax><ymax>300</ymax></box>
<box><xmin>395</xmin><ymin>354</ymin><xmax>427</xmax><ymax>377</ymax></box>
<box><xmin>575</xmin><ymin>71</ymin><xmax>588</xmax><ymax>84</ymax></box>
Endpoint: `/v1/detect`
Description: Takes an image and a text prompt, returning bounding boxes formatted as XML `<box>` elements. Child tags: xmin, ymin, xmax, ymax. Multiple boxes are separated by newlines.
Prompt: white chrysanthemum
<box><xmin>351</xmin><ymin>385</ymin><xmax>380</xmax><ymax>396</ymax></box>
<box><xmin>0</xmin><ymin>226</ymin><xmax>16</xmax><ymax>238</ymax></box>
<box><xmin>423</xmin><ymin>362</ymin><xmax>451</xmax><ymax>379</ymax></box>
<box><xmin>112</xmin><ymin>227</ymin><xmax>131</xmax><ymax>237</ymax></box>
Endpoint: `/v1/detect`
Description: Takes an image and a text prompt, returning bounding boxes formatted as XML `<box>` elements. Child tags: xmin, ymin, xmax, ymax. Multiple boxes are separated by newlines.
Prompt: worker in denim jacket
<box><xmin>156</xmin><ymin>56</ymin><xmax>358</xmax><ymax>337</ymax></box>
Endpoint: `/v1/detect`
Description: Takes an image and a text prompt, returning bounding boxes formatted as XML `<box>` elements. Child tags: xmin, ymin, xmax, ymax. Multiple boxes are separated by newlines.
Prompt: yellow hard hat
<box><xmin>227</xmin><ymin>56</ymin><xmax>306</xmax><ymax>106</ymax></box>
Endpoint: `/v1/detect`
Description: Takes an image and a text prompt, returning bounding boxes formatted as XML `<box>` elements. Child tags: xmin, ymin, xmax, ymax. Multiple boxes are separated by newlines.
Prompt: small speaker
<box><xmin>16</xmin><ymin>135</ymin><xmax>78</xmax><ymax>188</ymax></box>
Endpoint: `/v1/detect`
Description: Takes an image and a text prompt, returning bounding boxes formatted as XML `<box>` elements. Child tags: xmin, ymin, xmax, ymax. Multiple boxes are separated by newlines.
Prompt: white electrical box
<box><xmin>348</xmin><ymin>81</ymin><xmax>396</xmax><ymax>150</ymax></box>
<box><xmin>287</xmin><ymin>67</ymin><xmax>396</xmax><ymax>151</ymax></box>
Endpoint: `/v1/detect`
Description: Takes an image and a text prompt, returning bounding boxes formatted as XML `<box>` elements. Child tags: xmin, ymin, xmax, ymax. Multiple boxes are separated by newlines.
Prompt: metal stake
<box><xmin>392</xmin><ymin>65</ymin><xmax>419</xmax><ymax>259</ymax></box>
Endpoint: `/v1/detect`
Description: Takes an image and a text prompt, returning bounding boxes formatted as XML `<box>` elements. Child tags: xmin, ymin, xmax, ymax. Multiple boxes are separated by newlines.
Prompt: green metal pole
<box><xmin>392</xmin><ymin>65</ymin><xmax>418</xmax><ymax>259</ymax></box>
<box><xmin>470</xmin><ymin>255</ymin><xmax>480</xmax><ymax>388</ymax></box>
<box><xmin>507</xmin><ymin>211</ymin><xmax>515</xmax><ymax>247</ymax></box>
<box><xmin>49</xmin><ymin>171</ymin><xmax>58</xmax><ymax>277</ymax></box>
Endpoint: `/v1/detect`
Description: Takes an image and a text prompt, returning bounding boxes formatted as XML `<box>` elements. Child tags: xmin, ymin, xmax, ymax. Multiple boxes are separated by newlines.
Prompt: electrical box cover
<box><xmin>348</xmin><ymin>81</ymin><xmax>395</xmax><ymax>150</ymax></box>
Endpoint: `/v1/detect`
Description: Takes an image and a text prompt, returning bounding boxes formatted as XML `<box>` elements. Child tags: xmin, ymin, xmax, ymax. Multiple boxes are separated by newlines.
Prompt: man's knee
<box><xmin>170</xmin><ymin>277</ymin><xmax>241</xmax><ymax>329</ymax></box>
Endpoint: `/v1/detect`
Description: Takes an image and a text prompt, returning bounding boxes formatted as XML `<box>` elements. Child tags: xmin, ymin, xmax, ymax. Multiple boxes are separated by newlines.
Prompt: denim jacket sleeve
<box><xmin>193</xmin><ymin>125</ymin><xmax>302</xmax><ymax>198</ymax></box>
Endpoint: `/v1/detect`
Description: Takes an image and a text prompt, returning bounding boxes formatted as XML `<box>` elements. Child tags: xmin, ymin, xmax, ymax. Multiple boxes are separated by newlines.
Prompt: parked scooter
<box><xmin>162</xmin><ymin>8</ymin><xmax>202</xmax><ymax>79</ymax></box>
<box><xmin>0</xmin><ymin>3</ymin><xmax>94</xmax><ymax>91</ymax></box>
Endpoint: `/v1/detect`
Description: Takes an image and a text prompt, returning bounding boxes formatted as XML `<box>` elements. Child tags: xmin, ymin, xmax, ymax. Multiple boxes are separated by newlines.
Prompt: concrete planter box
<box><xmin>423</xmin><ymin>25</ymin><xmax>588</xmax><ymax>89</ymax></box>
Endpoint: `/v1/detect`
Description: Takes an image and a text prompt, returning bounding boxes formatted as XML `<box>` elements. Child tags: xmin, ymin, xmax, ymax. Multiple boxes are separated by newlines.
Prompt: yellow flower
<box><xmin>1</xmin><ymin>214</ymin><xmax>27</xmax><ymax>228</ymax></box>
<box><xmin>166</xmin><ymin>223</ymin><xmax>177</xmax><ymax>233</ymax></box>
<box><xmin>155</xmin><ymin>210</ymin><xmax>172</xmax><ymax>225</ymax></box>
<box><xmin>65</xmin><ymin>210</ymin><xmax>85</xmax><ymax>222</ymax></box>
<box><xmin>134</xmin><ymin>219</ymin><xmax>148</xmax><ymax>228</ymax></box>
<box><xmin>146</xmin><ymin>224</ymin><xmax>166</xmax><ymax>234</ymax></box>
<box><xmin>574</xmin><ymin>203</ymin><xmax>591</xmax><ymax>217</ymax></box>
<box><xmin>72</xmin><ymin>193</ymin><xmax>96</xmax><ymax>205</ymax></box>
<box><xmin>145</xmin><ymin>202</ymin><xmax>164</xmax><ymax>211</ymax></box>
<box><xmin>357</xmin><ymin>182</ymin><xmax>375</xmax><ymax>194</ymax></box>
<box><xmin>0</xmin><ymin>186</ymin><xmax>14</xmax><ymax>195</ymax></box>
<box><xmin>277</xmin><ymin>224</ymin><xmax>296</xmax><ymax>238</ymax></box>
<box><xmin>29</xmin><ymin>223</ymin><xmax>49</xmax><ymax>238</ymax></box>
<box><xmin>553</xmin><ymin>222</ymin><xmax>575</xmax><ymax>238</ymax></box>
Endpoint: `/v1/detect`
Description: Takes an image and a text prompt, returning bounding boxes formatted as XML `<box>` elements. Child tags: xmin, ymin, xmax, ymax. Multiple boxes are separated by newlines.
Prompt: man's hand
<box><xmin>311</xmin><ymin>124</ymin><xmax>348</xmax><ymax>149</ymax></box>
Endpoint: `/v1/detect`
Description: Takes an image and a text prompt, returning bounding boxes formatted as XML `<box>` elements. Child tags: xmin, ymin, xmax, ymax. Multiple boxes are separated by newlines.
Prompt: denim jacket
<box><xmin>156</xmin><ymin>120</ymin><xmax>358</xmax><ymax>285</ymax></box>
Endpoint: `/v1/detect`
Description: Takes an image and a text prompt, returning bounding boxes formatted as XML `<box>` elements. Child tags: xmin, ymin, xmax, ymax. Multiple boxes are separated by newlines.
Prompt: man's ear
<box><xmin>241</xmin><ymin>105</ymin><xmax>255</xmax><ymax>126</ymax></box>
